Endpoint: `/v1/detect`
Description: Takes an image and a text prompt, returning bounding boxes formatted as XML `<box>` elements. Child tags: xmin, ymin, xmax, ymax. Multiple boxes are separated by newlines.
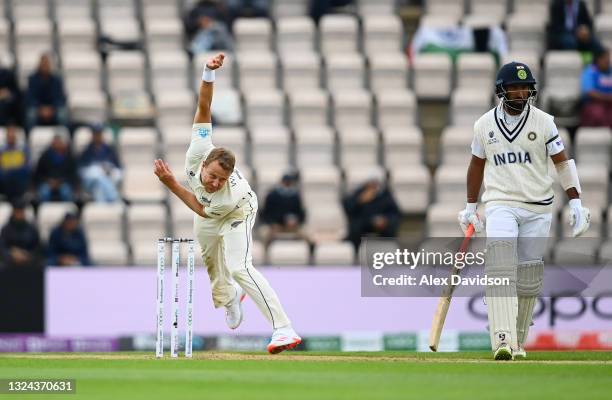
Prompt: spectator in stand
<box><xmin>580</xmin><ymin>47</ymin><xmax>612</xmax><ymax>127</ymax></box>
<box><xmin>226</xmin><ymin>0</ymin><xmax>270</xmax><ymax>27</ymax></box>
<box><xmin>310</xmin><ymin>0</ymin><xmax>355</xmax><ymax>24</ymax></box>
<box><xmin>25</xmin><ymin>53</ymin><xmax>68</xmax><ymax>133</ymax></box>
<box><xmin>184</xmin><ymin>1</ymin><xmax>225</xmax><ymax>40</ymax></box>
<box><xmin>47</xmin><ymin>212</ymin><xmax>91</xmax><ymax>267</ymax></box>
<box><xmin>0</xmin><ymin>126</ymin><xmax>31</xmax><ymax>201</ymax></box>
<box><xmin>547</xmin><ymin>0</ymin><xmax>601</xmax><ymax>61</ymax></box>
<box><xmin>79</xmin><ymin>123</ymin><xmax>122</xmax><ymax>202</ymax></box>
<box><xmin>261</xmin><ymin>168</ymin><xmax>312</xmax><ymax>248</ymax></box>
<box><xmin>0</xmin><ymin>199</ymin><xmax>43</xmax><ymax>269</ymax></box>
<box><xmin>190</xmin><ymin>8</ymin><xmax>234</xmax><ymax>54</ymax></box>
<box><xmin>343</xmin><ymin>170</ymin><xmax>400</xmax><ymax>251</ymax></box>
<box><xmin>34</xmin><ymin>134</ymin><xmax>78</xmax><ymax>202</ymax></box>
<box><xmin>0</xmin><ymin>56</ymin><xmax>22</xmax><ymax>126</ymax></box>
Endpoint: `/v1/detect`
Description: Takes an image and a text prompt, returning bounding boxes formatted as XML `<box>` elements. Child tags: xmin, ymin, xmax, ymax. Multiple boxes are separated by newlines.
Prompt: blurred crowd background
<box><xmin>0</xmin><ymin>0</ymin><xmax>610</xmax><ymax>269</ymax></box>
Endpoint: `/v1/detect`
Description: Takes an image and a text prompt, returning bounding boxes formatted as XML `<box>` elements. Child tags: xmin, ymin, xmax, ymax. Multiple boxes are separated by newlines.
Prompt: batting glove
<box><xmin>458</xmin><ymin>203</ymin><xmax>484</xmax><ymax>234</ymax></box>
<box><xmin>569</xmin><ymin>198</ymin><xmax>590</xmax><ymax>237</ymax></box>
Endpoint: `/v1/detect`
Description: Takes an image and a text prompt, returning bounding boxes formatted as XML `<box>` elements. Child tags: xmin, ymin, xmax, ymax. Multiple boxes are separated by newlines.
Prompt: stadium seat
<box><xmin>281</xmin><ymin>51</ymin><xmax>321</xmax><ymax>92</ymax></box>
<box><xmin>300</xmin><ymin>165</ymin><xmax>342</xmax><ymax>207</ymax></box>
<box><xmin>11</xmin><ymin>0</ymin><xmax>49</xmax><ymax>20</ymax></box>
<box><xmin>468</xmin><ymin>0</ymin><xmax>507</xmax><ymax>19</ymax></box>
<box><xmin>295</xmin><ymin>125</ymin><xmax>336</xmax><ymax>167</ymax></box>
<box><xmin>576</xmin><ymin>165</ymin><xmax>610</xmax><ymax>210</ymax></box>
<box><xmin>117</xmin><ymin>127</ymin><xmax>158</xmax><ymax>170</ymax></box>
<box><xmin>141</xmin><ymin>0</ymin><xmax>180</xmax><ymax>22</ymax></box>
<box><xmin>595</xmin><ymin>14</ymin><xmax>612</xmax><ymax>49</ymax></box>
<box><xmin>244</xmin><ymin>89</ymin><xmax>286</xmax><ymax>128</ymax></box>
<box><xmin>62</xmin><ymin>50</ymin><xmax>103</xmax><ymax>93</ymax></box>
<box><xmin>413</xmin><ymin>53</ymin><xmax>452</xmax><ymax>100</ymax></box>
<box><xmin>575</xmin><ymin>127</ymin><xmax>611</xmax><ymax>167</ymax></box>
<box><xmin>0</xmin><ymin>19</ymin><xmax>9</xmax><ymax>54</ymax></box>
<box><xmin>170</xmin><ymin>200</ymin><xmax>194</xmax><ymax>240</ymax></box>
<box><xmin>344</xmin><ymin>165</ymin><xmax>386</xmax><ymax>192</ymax></box>
<box><xmin>419</xmin><ymin>14</ymin><xmax>461</xmax><ymax>29</ymax></box>
<box><xmin>99</xmin><ymin>17</ymin><xmax>140</xmax><ymax>43</ymax></box>
<box><xmin>513</xmin><ymin>0</ymin><xmax>550</xmax><ymax>16</ymax></box>
<box><xmin>325</xmin><ymin>52</ymin><xmax>366</xmax><ymax>91</ymax></box>
<box><xmin>233</xmin><ymin>18</ymin><xmax>273</xmax><ymax>52</ymax></box>
<box><xmin>254</xmin><ymin>167</ymin><xmax>285</xmax><ymax>199</ymax></box>
<box><xmin>306</xmin><ymin>202</ymin><xmax>347</xmax><ymax>242</ymax></box>
<box><xmin>368</xmin><ymin>53</ymin><xmax>409</xmax><ymax>92</ymax></box>
<box><xmin>506</xmin><ymin>13</ymin><xmax>547</xmax><ymax>54</ymax></box>
<box><xmin>150</xmin><ymin>50</ymin><xmax>190</xmax><ymax>93</ymax></box>
<box><xmin>237</xmin><ymin>51</ymin><xmax>278</xmax><ymax>91</ymax></box>
<box><xmin>426</xmin><ymin>202</ymin><xmax>463</xmax><ymax>237</ymax></box>
<box><xmin>375</xmin><ymin>89</ymin><xmax>417</xmax><ymax>129</ymax></box>
<box><xmin>155</xmin><ymin>90</ymin><xmax>195</xmax><ymax>127</ymax></box>
<box><xmin>541</xmin><ymin>51</ymin><xmax>583</xmax><ymax>109</ymax></box>
<box><xmin>456</xmin><ymin>53</ymin><xmax>496</xmax><ymax>89</ymax></box>
<box><xmin>272</xmin><ymin>0</ymin><xmax>308</xmax><ymax>17</ymax></box>
<box><xmin>68</xmin><ymin>91</ymin><xmax>107</xmax><ymax>125</ymax></box>
<box><xmin>106</xmin><ymin>51</ymin><xmax>147</xmax><ymax>96</ymax></box>
<box><xmin>357</xmin><ymin>0</ymin><xmax>396</xmax><ymax>15</ymax></box>
<box><xmin>268</xmin><ymin>240</ymin><xmax>311</xmax><ymax>265</ymax></box>
<box><xmin>288</xmin><ymin>89</ymin><xmax>330</xmax><ymax>127</ymax></box>
<box><xmin>207</xmin><ymin>126</ymin><xmax>248</xmax><ymax>164</ymax></box>
<box><xmin>145</xmin><ymin>19</ymin><xmax>183</xmax><ymax>51</ymax></box>
<box><xmin>0</xmin><ymin>202</ymin><xmax>34</xmax><ymax>225</ymax></box>
<box><xmin>122</xmin><ymin>166</ymin><xmax>167</xmax><ymax>202</ymax></box>
<box><xmin>450</xmin><ymin>88</ymin><xmax>492</xmax><ymax>126</ymax></box>
<box><xmin>332</xmin><ymin>89</ymin><xmax>373</xmax><ymax>128</ymax></box>
<box><xmin>425</xmin><ymin>0</ymin><xmax>464</xmax><ymax>18</ymax></box>
<box><xmin>314</xmin><ymin>241</ymin><xmax>355</xmax><ymax>265</ymax></box>
<box><xmin>599</xmin><ymin>239</ymin><xmax>612</xmax><ymax>264</ymax></box>
<box><xmin>337</xmin><ymin>125</ymin><xmax>379</xmax><ymax>169</ymax></box>
<box><xmin>54</xmin><ymin>0</ymin><xmax>93</xmax><ymax>20</ymax></box>
<box><xmin>439</xmin><ymin>125</ymin><xmax>477</xmax><ymax>167</ymax></box>
<box><xmin>435</xmin><ymin>165</ymin><xmax>466</xmax><ymax>204</ymax></box>
<box><xmin>250</xmin><ymin>126</ymin><xmax>291</xmax><ymax>170</ymax></box>
<box><xmin>276</xmin><ymin>17</ymin><xmax>316</xmax><ymax>54</ymax></box>
<box><xmin>390</xmin><ymin>166</ymin><xmax>431</xmax><ymax>214</ymax></box>
<box><xmin>362</xmin><ymin>15</ymin><xmax>404</xmax><ymax>55</ymax></box>
<box><xmin>82</xmin><ymin>202</ymin><xmax>128</xmax><ymax>265</ymax></box>
<box><xmin>128</xmin><ymin>203</ymin><xmax>169</xmax><ymax>265</ymax></box>
<box><xmin>319</xmin><ymin>14</ymin><xmax>359</xmax><ymax>55</ymax></box>
<box><xmin>57</xmin><ymin>19</ymin><xmax>97</xmax><ymax>52</ymax></box>
<box><xmin>382</xmin><ymin>126</ymin><xmax>424</xmax><ymax>169</ymax></box>
<box><xmin>37</xmin><ymin>202</ymin><xmax>78</xmax><ymax>242</ymax></box>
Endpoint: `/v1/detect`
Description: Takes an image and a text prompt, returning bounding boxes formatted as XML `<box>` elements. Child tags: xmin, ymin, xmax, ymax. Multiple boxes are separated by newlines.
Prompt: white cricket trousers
<box><xmin>194</xmin><ymin>196</ymin><xmax>291</xmax><ymax>329</ymax></box>
<box><xmin>485</xmin><ymin>206</ymin><xmax>552</xmax><ymax>263</ymax></box>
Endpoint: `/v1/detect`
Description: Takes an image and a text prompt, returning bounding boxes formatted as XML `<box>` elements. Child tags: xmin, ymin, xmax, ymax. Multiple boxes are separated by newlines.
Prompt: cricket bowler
<box><xmin>458</xmin><ymin>61</ymin><xmax>591</xmax><ymax>360</ymax></box>
<box><xmin>153</xmin><ymin>53</ymin><xmax>301</xmax><ymax>354</ymax></box>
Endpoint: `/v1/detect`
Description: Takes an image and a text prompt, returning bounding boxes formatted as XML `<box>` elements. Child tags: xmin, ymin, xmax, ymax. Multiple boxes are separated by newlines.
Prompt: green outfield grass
<box><xmin>1</xmin><ymin>351</ymin><xmax>611</xmax><ymax>400</ymax></box>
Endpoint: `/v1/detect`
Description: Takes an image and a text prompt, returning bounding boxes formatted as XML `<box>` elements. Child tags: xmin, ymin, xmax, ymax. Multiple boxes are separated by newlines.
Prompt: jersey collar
<box><xmin>494</xmin><ymin>103</ymin><xmax>530</xmax><ymax>143</ymax></box>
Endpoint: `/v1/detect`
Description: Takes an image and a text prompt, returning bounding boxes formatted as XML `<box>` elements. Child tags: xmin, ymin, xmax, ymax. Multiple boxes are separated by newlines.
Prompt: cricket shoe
<box><xmin>514</xmin><ymin>347</ymin><xmax>527</xmax><ymax>359</ymax></box>
<box><xmin>225</xmin><ymin>284</ymin><xmax>246</xmax><ymax>330</ymax></box>
<box><xmin>494</xmin><ymin>343</ymin><xmax>513</xmax><ymax>361</ymax></box>
<box><xmin>267</xmin><ymin>326</ymin><xmax>302</xmax><ymax>354</ymax></box>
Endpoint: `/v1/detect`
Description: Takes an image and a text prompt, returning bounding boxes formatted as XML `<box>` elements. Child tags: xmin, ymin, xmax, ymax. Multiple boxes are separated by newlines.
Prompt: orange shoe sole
<box><xmin>267</xmin><ymin>337</ymin><xmax>302</xmax><ymax>354</ymax></box>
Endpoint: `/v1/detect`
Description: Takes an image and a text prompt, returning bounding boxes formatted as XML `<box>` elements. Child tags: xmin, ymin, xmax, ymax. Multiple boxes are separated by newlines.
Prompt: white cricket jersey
<box><xmin>185</xmin><ymin>123</ymin><xmax>255</xmax><ymax>220</ymax></box>
<box><xmin>471</xmin><ymin>104</ymin><xmax>565</xmax><ymax>213</ymax></box>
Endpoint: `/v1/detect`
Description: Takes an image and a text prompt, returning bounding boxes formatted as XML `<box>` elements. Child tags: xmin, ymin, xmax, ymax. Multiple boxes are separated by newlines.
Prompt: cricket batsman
<box><xmin>458</xmin><ymin>61</ymin><xmax>591</xmax><ymax>360</ymax></box>
<box><xmin>153</xmin><ymin>53</ymin><xmax>301</xmax><ymax>354</ymax></box>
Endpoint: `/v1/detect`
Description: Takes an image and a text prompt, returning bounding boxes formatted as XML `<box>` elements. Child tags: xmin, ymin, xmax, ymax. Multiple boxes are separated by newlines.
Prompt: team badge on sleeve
<box><xmin>198</xmin><ymin>127</ymin><xmax>210</xmax><ymax>138</ymax></box>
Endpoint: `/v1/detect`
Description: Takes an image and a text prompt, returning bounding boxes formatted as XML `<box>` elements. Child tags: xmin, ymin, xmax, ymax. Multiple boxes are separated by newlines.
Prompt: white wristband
<box><xmin>569</xmin><ymin>198</ymin><xmax>582</xmax><ymax>208</ymax></box>
<box><xmin>202</xmin><ymin>66</ymin><xmax>215</xmax><ymax>82</ymax></box>
<box><xmin>466</xmin><ymin>203</ymin><xmax>477</xmax><ymax>213</ymax></box>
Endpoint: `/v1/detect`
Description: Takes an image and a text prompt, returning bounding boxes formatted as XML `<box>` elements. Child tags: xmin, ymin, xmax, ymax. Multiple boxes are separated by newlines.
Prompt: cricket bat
<box><xmin>428</xmin><ymin>224</ymin><xmax>475</xmax><ymax>352</ymax></box>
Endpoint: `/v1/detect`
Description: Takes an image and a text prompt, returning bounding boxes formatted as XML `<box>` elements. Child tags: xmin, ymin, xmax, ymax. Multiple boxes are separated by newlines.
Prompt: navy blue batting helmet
<box><xmin>495</xmin><ymin>61</ymin><xmax>537</xmax><ymax>99</ymax></box>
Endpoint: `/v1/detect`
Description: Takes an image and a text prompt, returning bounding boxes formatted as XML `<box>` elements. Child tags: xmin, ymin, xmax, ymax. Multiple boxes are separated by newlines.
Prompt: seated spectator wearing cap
<box><xmin>78</xmin><ymin>124</ymin><xmax>122</xmax><ymax>202</ymax></box>
<box><xmin>0</xmin><ymin>199</ymin><xmax>43</xmax><ymax>269</ymax></box>
<box><xmin>580</xmin><ymin>47</ymin><xmax>612</xmax><ymax>127</ymax></box>
<box><xmin>343</xmin><ymin>171</ymin><xmax>400</xmax><ymax>251</ymax></box>
<box><xmin>34</xmin><ymin>134</ymin><xmax>78</xmax><ymax>202</ymax></box>
<box><xmin>0</xmin><ymin>58</ymin><xmax>22</xmax><ymax>127</ymax></box>
<box><xmin>0</xmin><ymin>126</ymin><xmax>31</xmax><ymax>201</ymax></box>
<box><xmin>189</xmin><ymin>7</ymin><xmax>234</xmax><ymax>54</ymax></box>
<box><xmin>47</xmin><ymin>212</ymin><xmax>91</xmax><ymax>267</ymax></box>
<box><xmin>547</xmin><ymin>0</ymin><xmax>601</xmax><ymax>61</ymax></box>
<box><xmin>25</xmin><ymin>54</ymin><xmax>68</xmax><ymax>133</ymax></box>
<box><xmin>261</xmin><ymin>169</ymin><xmax>313</xmax><ymax>249</ymax></box>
